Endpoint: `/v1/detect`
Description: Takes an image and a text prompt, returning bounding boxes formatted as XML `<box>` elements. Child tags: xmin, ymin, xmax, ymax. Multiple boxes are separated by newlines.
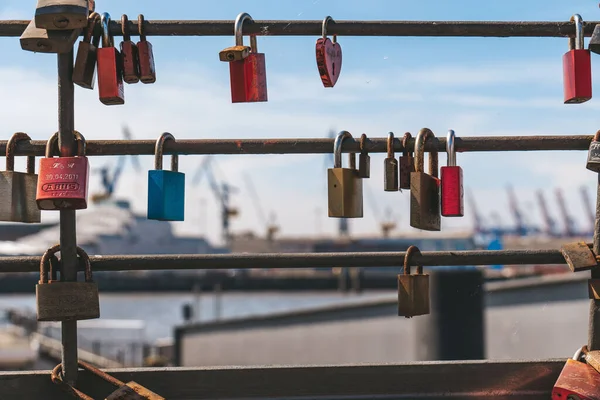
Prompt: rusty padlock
<box><xmin>552</xmin><ymin>346</ymin><xmax>600</xmax><ymax>400</ymax></box>
<box><xmin>563</xmin><ymin>14</ymin><xmax>592</xmax><ymax>104</ymax></box>
<box><xmin>586</xmin><ymin>131</ymin><xmax>600</xmax><ymax>173</ymax></box>
<box><xmin>410</xmin><ymin>128</ymin><xmax>441</xmax><ymax>231</ymax></box>
<box><xmin>399</xmin><ymin>132</ymin><xmax>414</xmax><ymax>190</ymax></box>
<box><xmin>120</xmin><ymin>14</ymin><xmax>140</xmax><ymax>84</ymax></box>
<box><xmin>35</xmin><ymin>0</ymin><xmax>89</xmax><ymax>30</ymax></box>
<box><xmin>36</xmin><ymin>131</ymin><xmax>89</xmax><ymax>210</ymax></box>
<box><xmin>561</xmin><ymin>242</ymin><xmax>597</xmax><ymax>272</ymax></box>
<box><xmin>398</xmin><ymin>245</ymin><xmax>430</xmax><ymax>318</ymax></box>
<box><xmin>73</xmin><ymin>12</ymin><xmax>101</xmax><ymax>89</ymax></box>
<box><xmin>384</xmin><ymin>132</ymin><xmax>399</xmax><ymax>192</ymax></box>
<box><xmin>20</xmin><ymin>18</ymin><xmax>79</xmax><ymax>54</ymax></box>
<box><xmin>97</xmin><ymin>12</ymin><xmax>125</xmax><ymax>105</ymax></box>
<box><xmin>358</xmin><ymin>133</ymin><xmax>370</xmax><ymax>179</ymax></box>
<box><xmin>137</xmin><ymin>14</ymin><xmax>157</xmax><ymax>84</ymax></box>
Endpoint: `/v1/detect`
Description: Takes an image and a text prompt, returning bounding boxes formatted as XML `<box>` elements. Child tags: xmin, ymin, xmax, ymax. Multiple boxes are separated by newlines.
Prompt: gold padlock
<box><xmin>328</xmin><ymin>131</ymin><xmax>363</xmax><ymax>218</ymax></box>
<box><xmin>398</xmin><ymin>245</ymin><xmax>430</xmax><ymax>318</ymax></box>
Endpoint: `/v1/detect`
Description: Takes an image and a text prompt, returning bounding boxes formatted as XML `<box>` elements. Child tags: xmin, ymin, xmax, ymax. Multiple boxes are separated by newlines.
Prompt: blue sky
<box><xmin>1</xmin><ymin>1</ymin><xmax>599</xmax><ymax>245</ymax></box>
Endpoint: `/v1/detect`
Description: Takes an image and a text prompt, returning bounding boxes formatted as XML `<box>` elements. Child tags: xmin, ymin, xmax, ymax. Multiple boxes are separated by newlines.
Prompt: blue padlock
<box><xmin>147</xmin><ymin>132</ymin><xmax>185</xmax><ymax>221</ymax></box>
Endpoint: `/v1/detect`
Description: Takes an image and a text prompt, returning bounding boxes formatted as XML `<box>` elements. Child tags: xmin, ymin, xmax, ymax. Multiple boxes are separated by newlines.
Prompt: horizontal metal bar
<box><xmin>0</xmin><ymin>20</ymin><xmax>598</xmax><ymax>38</ymax></box>
<box><xmin>0</xmin><ymin>249</ymin><xmax>567</xmax><ymax>273</ymax></box>
<box><xmin>0</xmin><ymin>360</ymin><xmax>564</xmax><ymax>399</ymax></box>
<box><xmin>0</xmin><ymin>135</ymin><xmax>592</xmax><ymax>157</ymax></box>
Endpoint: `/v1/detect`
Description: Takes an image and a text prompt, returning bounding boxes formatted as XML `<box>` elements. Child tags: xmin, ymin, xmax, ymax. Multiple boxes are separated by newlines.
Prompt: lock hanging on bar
<box><xmin>563</xmin><ymin>14</ymin><xmax>592</xmax><ymax>104</ymax></box>
<box><xmin>552</xmin><ymin>346</ymin><xmax>600</xmax><ymax>399</ymax></box>
<box><xmin>137</xmin><ymin>14</ymin><xmax>157</xmax><ymax>84</ymax></box>
<box><xmin>589</xmin><ymin>23</ymin><xmax>600</xmax><ymax>55</ymax></box>
<box><xmin>120</xmin><ymin>14</ymin><xmax>140</xmax><ymax>84</ymax></box>
<box><xmin>73</xmin><ymin>12</ymin><xmax>101</xmax><ymax>89</ymax></box>
<box><xmin>148</xmin><ymin>133</ymin><xmax>185</xmax><ymax>221</ymax></box>
<box><xmin>97</xmin><ymin>12</ymin><xmax>125</xmax><ymax>105</ymax></box>
<box><xmin>398</xmin><ymin>245</ymin><xmax>430</xmax><ymax>318</ymax></box>
<box><xmin>327</xmin><ymin>131</ymin><xmax>363</xmax><ymax>218</ymax></box>
<box><xmin>358</xmin><ymin>133</ymin><xmax>370</xmax><ymax>179</ymax></box>
<box><xmin>34</xmin><ymin>0</ymin><xmax>89</xmax><ymax>31</ymax></box>
<box><xmin>440</xmin><ymin>129</ymin><xmax>464</xmax><ymax>217</ymax></box>
<box><xmin>316</xmin><ymin>16</ymin><xmax>343</xmax><ymax>88</ymax></box>
<box><xmin>586</xmin><ymin>130</ymin><xmax>600</xmax><ymax>173</ymax></box>
<box><xmin>399</xmin><ymin>132</ymin><xmax>414</xmax><ymax>190</ymax></box>
<box><xmin>384</xmin><ymin>132</ymin><xmax>399</xmax><ymax>192</ymax></box>
<box><xmin>0</xmin><ymin>133</ymin><xmax>41</xmax><ymax>223</ymax></box>
<box><xmin>410</xmin><ymin>128</ymin><xmax>441</xmax><ymax>231</ymax></box>
<box><xmin>20</xmin><ymin>18</ymin><xmax>79</xmax><ymax>54</ymax></box>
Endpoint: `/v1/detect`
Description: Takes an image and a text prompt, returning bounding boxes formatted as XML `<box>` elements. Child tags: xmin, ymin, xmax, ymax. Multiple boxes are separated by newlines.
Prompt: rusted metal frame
<box><xmin>0</xmin><ymin>360</ymin><xmax>565</xmax><ymax>399</ymax></box>
<box><xmin>590</xmin><ymin>173</ymin><xmax>600</xmax><ymax>351</ymax></box>
<box><xmin>0</xmin><ymin>249</ymin><xmax>568</xmax><ymax>273</ymax></box>
<box><xmin>57</xmin><ymin>52</ymin><xmax>78</xmax><ymax>384</ymax></box>
<box><xmin>0</xmin><ymin>135</ymin><xmax>594</xmax><ymax>157</ymax></box>
<box><xmin>0</xmin><ymin>19</ymin><xmax>599</xmax><ymax>37</ymax></box>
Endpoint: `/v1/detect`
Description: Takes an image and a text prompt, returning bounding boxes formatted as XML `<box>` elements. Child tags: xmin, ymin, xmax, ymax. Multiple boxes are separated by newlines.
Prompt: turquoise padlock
<box><xmin>147</xmin><ymin>132</ymin><xmax>185</xmax><ymax>221</ymax></box>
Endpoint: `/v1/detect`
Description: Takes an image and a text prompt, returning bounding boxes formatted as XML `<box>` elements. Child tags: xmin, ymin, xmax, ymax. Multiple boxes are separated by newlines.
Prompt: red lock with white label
<box><xmin>441</xmin><ymin>129</ymin><xmax>464</xmax><ymax>217</ymax></box>
<box><xmin>563</xmin><ymin>14</ymin><xmax>592</xmax><ymax>104</ymax></box>
<box><xmin>36</xmin><ymin>132</ymin><xmax>89</xmax><ymax>210</ymax></box>
<box><xmin>97</xmin><ymin>12</ymin><xmax>125</xmax><ymax>105</ymax></box>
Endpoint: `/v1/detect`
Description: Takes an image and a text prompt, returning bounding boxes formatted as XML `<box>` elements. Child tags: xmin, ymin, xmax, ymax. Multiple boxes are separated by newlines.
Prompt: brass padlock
<box><xmin>384</xmin><ymin>132</ymin><xmax>399</xmax><ymax>191</ymax></box>
<box><xmin>0</xmin><ymin>133</ymin><xmax>41</xmax><ymax>223</ymax></box>
<box><xmin>20</xmin><ymin>19</ymin><xmax>79</xmax><ymax>54</ymax></box>
<box><xmin>410</xmin><ymin>128</ymin><xmax>441</xmax><ymax>231</ymax></box>
<box><xmin>328</xmin><ymin>131</ymin><xmax>363</xmax><ymax>218</ymax></box>
<box><xmin>561</xmin><ymin>242</ymin><xmax>597</xmax><ymax>272</ymax></box>
<box><xmin>358</xmin><ymin>133</ymin><xmax>370</xmax><ymax>179</ymax></box>
<box><xmin>398</xmin><ymin>245</ymin><xmax>430</xmax><ymax>318</ymax></box>
<box><xmin>35</xmin><ymin>0</ymin><xmax>89</xmax><ymax>31</ymax></box>
<box><xmin>36</xmin><ymin>244</ymin><xmax>100</xmax><ymax>322</ymax></box>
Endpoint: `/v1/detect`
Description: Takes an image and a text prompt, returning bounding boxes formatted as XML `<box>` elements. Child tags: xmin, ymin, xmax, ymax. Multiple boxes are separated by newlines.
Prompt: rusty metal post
<box><xmin>589</xmin><ymin>174</ymin><xmax>600</xmax><ymax>350</ymax></box>
<box><xmin>57</xmin><ymin>50</ymin><xmax>79</xmax><ymax>384</ymax></box>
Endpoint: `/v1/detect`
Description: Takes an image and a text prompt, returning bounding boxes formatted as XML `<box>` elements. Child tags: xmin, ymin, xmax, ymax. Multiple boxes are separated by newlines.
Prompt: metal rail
<box><xmin>0</xmin><ymin>19</ymin><xmax>598</xmax><ymax>38</ymax></box>
<box><xmin>0</xmin><ymin>135</ymin><xmax>594</xmax><ymax>157</ymax></box>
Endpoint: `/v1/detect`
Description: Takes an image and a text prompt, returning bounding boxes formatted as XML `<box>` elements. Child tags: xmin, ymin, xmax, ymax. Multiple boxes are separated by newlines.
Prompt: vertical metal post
<box><xmin>589</xmin><ymin>174</ymin><xmax>600</xmax><ymax>350</ymax></box>
<box><xmin>58</xmin><ymin>50</ymin><xmax>78</xmax><ymax>384</ymax></box>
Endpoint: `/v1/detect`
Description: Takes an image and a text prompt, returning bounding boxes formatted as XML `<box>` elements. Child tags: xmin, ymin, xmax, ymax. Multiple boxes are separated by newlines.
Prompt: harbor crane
<box><xmin>535</xmin><ymin>190</ymin><xmax>557</xmax><ymax>237</ymax></box>
<box><xmin>581</xmin><ymin>186</ymin><xmax>595</xmax><ymax>236</ymax></box>
<box><xmin>507</xmin><ymin>186</ymin><xmax>528</xmax><ymax>236</ymax></box>
<box><xmin>555</xmin><ymin>188</ymin><xmax>577</xmax><ymax>237</ymax></box>
<box><xmin>364</xmin><ymin>183</ymin><xmax>396</xmax><ymax>238</ymax></box>
<box><xmin>243</xmin><ymin>173</ymin><xmax>280</xmax><ymax>240</ymax></box>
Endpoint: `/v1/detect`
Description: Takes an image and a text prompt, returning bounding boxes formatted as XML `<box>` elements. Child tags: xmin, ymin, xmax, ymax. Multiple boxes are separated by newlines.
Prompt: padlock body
<box><xmin>399</xmin><ymin>155</ymin><xmax>414</xmax><ymax>190</ymax></box>
<box><xmin>219</xmin><ymin>45</ymin><xmax>251</xmax><ymax>62</ymax></box>
<box><xmin>563</xmin><ymin>49</ymin><xmax>592</xmax><ymax>104</ymax></box>
<box><xmin>73</xmin><ymin>41</ymin><xmax>98</xmax><ymax>89</ymax></box>
<box><xmin>20</xmin><ymin>19</ymin><xmax>79</xmax><ymax>54</ymax></box>
<box><xmin>137</xmin><ymin>40</ymin><xmax>156</xmax><ymax>84</ymax></box>
<box><xmin>561</xmin><ymin>242</ymin><xmax>598</xmax><ymax>272</ymax></box>
<box><xmin>552</xmin><ymin>358</ymin><xmax>600</xmax><ymax>400</ymax></box>
<box><xmin>384</xmin><ymin>157</ymin><xmax>399</xmax><ymax>191</ymax></box>
<box><xmin>327</xmin><ymin>168</ymin><xmax>363</xmax><ymax>218</ymax></box>
<box><xmin>120</xmin><ymin>40</ymin><xmax>140</xmax><ymax>84</ymax></box>
<box><xmin>37</xmin><ymin>156</ymin><xmax>89</xmax><ymax>210</ymax></box>
<box><xmin>97</xmin><ymin>47</ymin><xmax>125</xmax><ymax>105</ymax></box>
<box><xmin>440</xmin><ymin>165</ymin><xmax>464</xmax><ymax>217</ymax></box>
<box><xmin>148</xmin><ymin>170</ymin><xmax>185</xmax><ymax>221</ymax></box>
<box><xmin>36</xmin><ymin>281</ymin><xmax>100</xmax><ymax>321</ymax></box>
<box><xmin>358</xmin><ymin>153</ymin><xmax>370</xmax><ymax>179</ymax></box>
<box><xmin>398</xmin><ymin>274</ymin><xmax>430</xmax><ymax>317</ymax></box>
<box><xmin>229</xmin><ymin>53</ymin><xmax>268</xmax><ymax>103</ymax></box>
<box><xmin>410</xmin><ymin>171</ymin><xmax>441</xmax><ymax>231</ymax></box>
<box><xmin>35</xmin><ymin>0</ymin><xmax>89</xmax><ymax>30</ymax></box>
<box><xmin>106</xmin><ymin>382</ymin><xmax>165</xmax><ymax>400</ymax></box>
<box><xmin>0</xmin><ymin>172</ymin><xmax>41</xmax><ymax>223</ymax></box>
<box><xmin>587</xmin><ymin>142</ymin><xmax>600</xmax><ymax>172</ymax></box>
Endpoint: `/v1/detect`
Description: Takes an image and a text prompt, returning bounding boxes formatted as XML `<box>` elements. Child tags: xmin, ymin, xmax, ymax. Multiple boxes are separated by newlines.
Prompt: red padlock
<box><xmin>441</xmin><ymin>129</ymin><xmax>464</xmax><ymax>217</ymax></box>
<box><xmin>120</xmin><ymin>14</ymin><xmax>139</xmax><ymax>84</ymax></box>
<box><xmin>553</xmin><ymin>346</ymin><xmax>600</xmax><ymax>400</ymax></box>
<box><xmin>97</xmin><ymin>12</ymin><xmax>125</xmax><ymax>105</ymax></box>
<box><xmin>37</xmin><ymin>132</ymin><xmax>89</xmax><ymax>210</ymax></box>
<box><xmin>563</xmin><ymin>14</ymin><xmax>592</xmax><ymax>104</ymax></box>
<box><xmin>226</xmin><ymin>13</ymin><xmax>267</xmax><ymax>103</ymax></box>
<box><xmin>137</xmin><ymin>14</ymin><xmax>156</xmax><ymax>84</ymax></box>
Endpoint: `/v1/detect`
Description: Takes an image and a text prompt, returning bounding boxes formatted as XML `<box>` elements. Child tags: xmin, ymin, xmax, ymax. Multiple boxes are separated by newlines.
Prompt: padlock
<box><xmin>148</xmin><ymin>133</ymin><xmax>185</xmax><ymax>221</ymax></box>
<box><xmin>137</xmin><ymin>14</ymin><xmax>156</xmax><ymax>84</ymax></box>
<box><xmin>226</xmin><ymin>13</ymin><xmax>268</xmax><ymax>103</ymax></box>
<box><xmin>97</xmin><ymin>12</ymin><xmax>125</xmax><ymax>105</ymax></box>
<box><xmin>589</xmin><ymin>24</ymin><xmax>600</xmax><ymax>54</ymax></box>
<box><xmin>384</xmin><ymin>132</ymin><xmax>399</xmax><ymax>191</ymax></box>
<box><xmin>552</xmin><ymin>346</ymin><xmax>600</xmax><ymax>400</ymax></box>
<box><xmin>36</xmin><ymin>131</ymin><xmax>89</xmax><ymax>210</ymax></box>
<box><xmin>398</xmin><ymin>245</ymin><xmax>430</xmax><ymax>318</ymax></box>
<box><xmin>399</xmin><ymin>132</ymin><xmax>414</xmax><ymax>190</ymax></box>
<box><xmin>73</xmin><ymin>12</ymin><xmax>100</xmax><ymax>89</ymax></box>
<box><xmin>35</xmin><ymin>0</ymin><xmax>89</xmax><ymax>30</ymax></box>
<box><xmin>358</xmin><ymin>133</ymin><xmax>370</xmax><ymax>179</ymax></box>
<box><xmin>441</xmin><ymin>129</ymin><xmax>464</xmax><ymax>217</ymax></box>
<box><xmin>328</xmin><ymin>131</ymin><xmax>363</xmax><ymax>218</ymax></box>
<box><xmin>120</xmin><ymin>14</ymin><xmax>140</xmax><ymax>84</ymax></box>
<box><xmin>36</xmin><ymin>244</ymin><xmax>100</xmax><ymax>321</ymax></box>
<box><xmin>20</xmin><ymin>19</ymin><xmax>79</xmax><ymax>54</ymax></box>
<box><xmin>563</xmin><ymin>14</ymin><xmax>592</xmax><ymax>104</ymax></box>
<box><xmin>0</xmin><ymin>133</ymin><xmax>41</xmax><ymax>223</ymax></box>
<box><xmin>586</xmin><ymin>131</ymin><xmax>600</xmax><ymax>173</ymax></box>
<box><xmin>316</xmin><ymin>16</ymin><xmax>342</xmax><ymax>88</ymax></box>
<box><xmin>561</xmin><ymin>242</ymin><xmax>597</xmax><ymax>272</ymax></box>
<box><xmin>410</xmin><ymin>128</ymin><xmax>441</xmax><ymax>231</ymax></box>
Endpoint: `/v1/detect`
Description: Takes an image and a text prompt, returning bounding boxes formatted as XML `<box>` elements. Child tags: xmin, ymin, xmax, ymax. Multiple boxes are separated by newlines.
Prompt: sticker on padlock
<box><xmin>36</xmin><ymin>244</ymin><xmax>100</xmax><ymax>322</ymax></box>
<box><xmin>36</xmin><ymin>131</ymin><xmax>89</xmax><ymax>210</ymax></box>
<box><xmin>120</xmin><ymin>14</ymin><xmax>140</xmax><ymax>84</ymax></box>
<box><xmin>586</xmin><ymin>131</ymin><xmax>600</xmax><ymax>173</ymax></box>
<box><xmin>399</xmin><ymin>132</ymin><xmax>414</xmax><ymax>190</ymax></box>
<box><xmin>0</xmin><ymin>133</ymin><xmax>41</xmax><ymax>223</ymax></box>
<box><xmin>384</xmin><ymin>132</ymin><xmax>399</xmax><ymax>192</ymax></box>
<box><xmin>148</xmin><ymin>133</ymin><xmax>185</xmax><ymax>221</ymax></box>
<box><xmin>137</xmin><ymin>14</ymin><xmax>157</xmax><ymax>84</ymax></box>
<box><xmin>441</xmin><ymin>129</ymin><xmax>464</xmax><ymax>217</ymax></box>
<box><xmin>358</xmin><ymin>133</ymin><xmax>370</xmax><ymax>179</ymax></box>
<box><xmin>561</xmin><ymin>242</ymin><xmax>597</xmax><ymax>272</ymax></box>
<box><xmin>328</xmin><ymin>131</ymin><xmax>363</xmax><ymax>218</ymax></box>
<box><xmin>20</xmin><ymin>19</ymin><xmax>79</xmax><ymax>54</ymax></box>
<box><xmin>552</xmin><ymin>346</ymin><xmax>600</xmax><ymax>400</ymax></box>
<box><xmin>316</xmin><ymin>16</ymin><xmax>342</xmax><ymax>88</ymax></box>
<box><xmin>410</xmin><ymin>128</ymin><xmax>441</xmax><ymax>231</ymax></box>
<box><xmin>398</xmin><ymin>245</ymin><xmax>430</xmax><ymax>318</ymax></box>
<box><xmin>73</xmin><ymin>12</ymin><xmax>101</xmax><ymax>89</ymax></box>
<box><xmin>34</xmin><ymin>0</ymin><xmax>89</xmax><ymax>31</ymax></box>
<box><xmin>223</xmin><ymin>13</ymin><xmax>268</xmax><ymax>103</ymax></box>
<box><xmin>97</xmin><ymin>12</ymin><xmax>125</xmax><ymax>105</ymax></box>
<box><xmin>563</xmin><ymin>14</ymin><xmax>592</xmax><ymax>104</ymax></box>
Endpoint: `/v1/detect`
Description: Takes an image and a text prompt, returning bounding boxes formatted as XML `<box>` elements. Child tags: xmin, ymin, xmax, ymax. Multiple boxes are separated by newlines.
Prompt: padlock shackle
<box><xmin>51</xmin><ymin>364</ymin><xmax>95</xmax><ymax>400</ymax></box>
<box><xmin>234</xmin><ymin>12</ymin><xmax>254</xmax><ymax>47</ymax></box>
<box><xmin>138</xmin><ymin>14</ymin><xmax>147</xmax><ymax>42</ymax></box>
<box><xmin>573</xmin><ymin>345</ymin><xmax>588</xmax><ymax>361</ymax></box>
<box><xmin>6</xmin><ymin>132</ymin><xmax>35</xmax><ymax>174</ymax></box>
<box><xmin>403</xmin><ymin>245</ymin><xmax>423</xmax><ymax>275</ymax></box>
<box><xmin>333</xmin><ymin>131</ymin><xmax>354</xmax><ymax>169</ymax></box>
<box><xmin>594</xmin><ymin>130</ymin><xmax>600</xmax><ymax>142</ymax></box>
<box><xmin>386</xmin><ymin>132</ymin><xmax>395</xmax><ymax>158</ymax></box>
<box><xmin>154</xmin><ymin>132</ymin><xmax>179</xmax><ymax>172</ymax></box>
<box><xmin>78</xmin><ymin>359</ymin><xmax>126</xmax><ymax>388</ymax></box>
<box><xmin>121</xmin><ymin>14</ymin><xmax>131</xmax><ymax>42</ymax></box>
<box><xmin>100</xmin><ymin>12</ymin><xmax>113</xmax><ymax>48</ymax></box>
<box><xmin>83</xmin><ymin>12</ymin><xmax>99</xmax><ymax>43</ymax></box>
<box><xmin>359</xmin><ymin>133</ymin><xmax>368</xmax><ymax>155</ymax></box>
<box><xmin>402</xmin><ymin>132</ymin><xmax>412</xmax><ymax>157</ymax></box>
<box><xmin>413</xmin><ymin>128</ymin><xmax>439</xmax><ymax>178</ymax></box>
<box><xmin>322</xmin><ymin>15</ymin><xmax>337</xmax><ymax>43</ymax></box>
<box><xmin>39</xmin><ymin>244</ymin><xmax>94</xmax><ymax>284</ymax></box>
<box><xmin>446</xmin><ymin>129</ymin><xmax>456</xmax><ymax>167</ymax></box>
<box><xmin>570</xmin><ymin>14</ymin><xmax>584</xmax><ymax>51</ymax></box>
<box><xmin>45</xmin><ymin>131</ymin><xmax>85</xmax><ymax>158</ymax></box>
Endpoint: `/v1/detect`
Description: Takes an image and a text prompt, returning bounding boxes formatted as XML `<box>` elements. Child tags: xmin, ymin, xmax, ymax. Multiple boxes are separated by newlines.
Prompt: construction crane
<box><xmin>535</xmin><ymin>190</ymin><xmax>557</xmax><ymax>237</ymax></box>
<box><xmin>581</xmin><ymin>186</ymin><xmax>595</xmax><ymax>235</ymax></box>
<box><xmin>555</xmin><ymin>188</ymin><xmax>577</xmax><ymax>237</ymax></box>
<box><xmin>192</xmin><ymin>156</ymin><xmax>239</xmax><ymax>245</ymax></box>
<box><xmin>243</xmin><ymin>173</ymin><xmax>279</xmax><ymax>240</ymax></box>
<box><xmin>507</xmin><ymin>186</ymin><xmax>528</xmax><ymax>236</ymax></box>
<box><xmin>364</xmin><ymin>183</ymin><xmax>396</xmax><ymax>237</ymax></box>
<box><xmin>467</xmin><ymin>190</ymin><xmax>484</xmax><ymax>234</ymax></box>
